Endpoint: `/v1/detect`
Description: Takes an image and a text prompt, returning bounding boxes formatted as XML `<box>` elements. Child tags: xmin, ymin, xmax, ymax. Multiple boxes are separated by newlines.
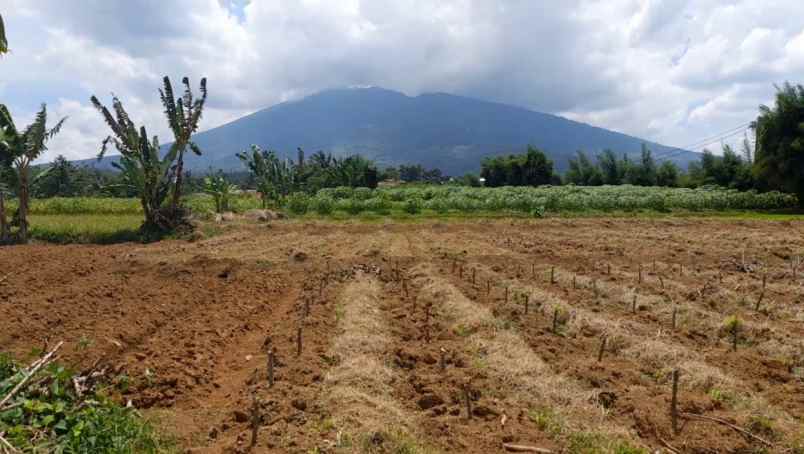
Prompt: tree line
<box><xmin>2</xmin><ymin>78</ymin><xmax>803</xmax><ymax>243</ymax></box>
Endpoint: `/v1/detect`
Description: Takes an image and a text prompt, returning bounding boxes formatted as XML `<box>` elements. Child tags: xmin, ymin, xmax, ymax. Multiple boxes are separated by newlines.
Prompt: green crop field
<box><xmin>292</xmin><ymin>185</ymin><xmax>799</xmax><ymax>217</ymax></box>
<box><xmin>3</xmin><ymin>185</ymin><xmax>799</xmax><ymax>244</ymax></box>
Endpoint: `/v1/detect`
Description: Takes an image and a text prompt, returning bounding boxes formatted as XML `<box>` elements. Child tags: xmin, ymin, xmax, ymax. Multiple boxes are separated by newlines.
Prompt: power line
<box><xmin>657</xmin><ymin>127</ymin><xmax>753</xmax><ymax>162</ymax></box>
<box><xmin>681</xmin><ymin>122</ymin><xmax>752</xmax><ymax>150</ymax></box>
<box><xmin>652</xmin><ymin>121</ymin><xmax>753</xmax><ymax>162</ymax></box>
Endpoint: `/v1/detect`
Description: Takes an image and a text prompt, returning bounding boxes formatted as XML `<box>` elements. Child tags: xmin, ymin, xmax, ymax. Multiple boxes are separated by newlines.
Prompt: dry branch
<box><xmin>502</xmin><ymin>443</ymin><xmax>552</xmax><ymax>453</ymax></box>
<box><xmin>0</xmin><ymin>341</ymin><xmax>63</xmax><ymax>410</ymax></box>
<box><xmin>0</xmin><ymin>432</ymin><xmax>19</xmax><ymax>454</ymax></box>
<box><xmin>682</xmin><ymin>413</ymin><xmax>773</xmax><ymax>447</ymax></box>
<box><xmin>658</xmin><ymin>437</ymin><xmax>680</xmax><ymax>454</ymax></box>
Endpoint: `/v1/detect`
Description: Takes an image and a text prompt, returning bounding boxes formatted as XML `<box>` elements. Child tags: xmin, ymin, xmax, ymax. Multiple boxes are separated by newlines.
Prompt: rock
<box><xmin>244</xmin><ymin>209</ymin><xmax>271</xmax><ymax>222</ymax></box>
<box><xmin>421</xmin><ymin>353</ymin><xmax>437</xmax><ymax>365</ymax></box>
<box><xmin>221</xmin><ymin>212</ymin><xmax>236</xmax><ymax>222</ymax></box>
<box><xmin>417</xmin><ymin>394</ymin><xmax>444</xmax><ymax>410</ymax></box>
<box><xmin>214</xmin><ymin>213</ymin><xmax>223</xmax><ymax>223</ymax></box>
<box><xmin>473</xmin><ymin>405</ymin><xmax>499</xmax><ymax>419</ymax></box>
<box><xmin>291</xmin><ymin>399</ymin><xmax>307</xmax><ymax>411</ymax></box>
<box><xmin>598</xmin><ymin>391</ymin><xmax>617</xmax><ymax>409</ymax></box>
<box><xmin>187</xmin><ymin>231</ymin><xmax>205</xmax><ymax>242</ymax></box>
<box><xmin>233</xmin><ymin>410</ymin><xmax>249</xmax><ymax>423</ymax></box>
<box><xmin>291</xmin><ymin>251</ymin><xmax>308</xmax><ymax>262</ymax></box>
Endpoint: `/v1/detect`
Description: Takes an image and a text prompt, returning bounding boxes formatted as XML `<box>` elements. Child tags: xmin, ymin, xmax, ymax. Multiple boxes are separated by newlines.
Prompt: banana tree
<box><xmin>0</xmin><ymin>104</ymin><xmax>66</xmax><ymax>243</ymax></box>
<box><xmin>0</xmin><ymin>14</ymin><xmax>8</xmax><ymax>55</ymax></box>
<box><xmin>203</xmin><ymin>172</ymin><xmax>238</xmax><ymax>213</ymax></box>
<box><xmin>91</xmin><ymin>94</ymin><xmax>179</xmax><ymax>232</ymax></box>
<box><xmin>237</xmin><ymin>145</ymin><xmax>296</xmax><ymax>208</ymax></box>
<box><xmin>160</xmin><ymin>76</ymin><xmax>207</xmax><ymax>214</ymax></box>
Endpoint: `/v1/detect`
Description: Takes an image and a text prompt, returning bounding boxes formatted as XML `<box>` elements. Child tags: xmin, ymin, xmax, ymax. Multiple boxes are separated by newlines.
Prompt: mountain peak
<box><xmin>83</xmin><ymin>88</ymin><xmax>697</xmax><ymax>175</ymax></box>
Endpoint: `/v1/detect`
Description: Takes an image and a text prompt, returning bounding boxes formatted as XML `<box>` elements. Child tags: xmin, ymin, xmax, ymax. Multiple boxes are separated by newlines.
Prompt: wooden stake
<box><xmin>487</xmin><ymin>279</ymin><xmax>491</xmax><ymax>296</ymax></box>
<box><xmin>671</xmin><ymin>369</ymin><xmax>680</xmax><ymax>434</ymax></box>
<box><xmin>754</xmin><ymin>291</ymin><xmax>764</xmax><ymax>312</ymax></box>
<box><xmin>531</xmin><ymin>263</ymin><xmax>535</xmax><ymax>279</ymax></box>
<box><xmin>403</xmin><ymin>278</ymin><xmax>408</xmax><ymax>298</ymax></box>
<box><xmin>504</xmin><ymin>286</ymin><xmax>509</xmax><ymax>304</ymax></box>
<box><xmin>732</xmin><ymin>324</ymin><xmax>739</xmax><ymax>352</ymax></box>
<box><xmin>671</xmin><ymin>307</ymin><xmax>677</xmax><ymax>330</ymax></box>
<box><xmin>550</xmin><ymin>266</ymin><xmax>556</xmax><ymax>284</ymax></box>
<box><xmin>638</xmin><ymin>264</ymin><xmax>643</xmax><ymax>284</ymax></box>
<box><xmin>296</xmin><ymin>326</ymin><xmax>303</xmax><ymax>356</ymax></box>
<box><xmin>552</xmin><ymin>308</ymin><xmax>559</xmax><ymax>333</ymax></box>
<box><xmin>452</xmin><ymin>259</ymin><xmax>456</xmax><ymax>274</ymax></box>
<box><xmin>653</xmin><ymin>260</ymin><xmax>656</xmax><ymax>273</ymax></box>
<box><xmin>524</xmin><ymin>294</ymin><xmax>529</xmax><ymax>315</ymax></box>
<box><xmin>464</xmin><ymin>384</ymin><xmax>472</xmax><ymax>419</ymax></box>
<box><xmin>597</xmin><ymin>336</ymin><xmax>607</xmax><ymax>362</ymax></box>
<box><xmin>607</xmin><ymin>263</ymin><xmax>611</xmax><ymax>275</ymax></box>
<box><xmin>459</xmin><ymin>265</ymin><xmax>463</xmax><ymax>279</ymax></box>
<box><xmin>249</xmin><ymin>394</ymin><xmax>260</xmax><ymax>448</ymax></box>
<box><xmin>440</xmin><ymin>348</ymin><xmax>447</xmax><ymax>371</ymax></box>
<box><xmin>472</xmin><ymin>268</ymin><xmax>476</xmax><ymax>285</ymax></box>
<box><xmin>572</xmin><ymin>274</ymin><xmax>577</xmax><ymax>289</ymax></box>
<box><xmin>424</xmin><ymin>305</ymin><xmax>431</xmax><ymax>342</ymax></box>
<box><xmin>267</xmin><ymin>348</ymin><xmax>275</xmax><ymax>387</ymax></box>
<box><xmin>632</xmin><ymin>294</ymin><xmax>637</xmax><ymax>314</ymax></box>
<box><xmin>659</xmin><ymin>275</ymin><xmax>665</xmax><ymax>290</ymax></box>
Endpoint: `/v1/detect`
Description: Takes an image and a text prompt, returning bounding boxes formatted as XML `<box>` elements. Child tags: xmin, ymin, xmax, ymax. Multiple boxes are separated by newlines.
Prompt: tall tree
<box><xmin>481</xmin><ymin>145</ymin><xmax>554</xmax><ymax>187</ymax></box>
<box><xmin>0</xmin><ymin>104</ymin><xmax>66</xmax><ymax>242</ymax></box>
<box><xmin>656</xmin><ymin>161</ymin><xmax>679</xmax><ymax>187</ymax></box>
<box><xmin>752</xmin><ymin>82</ymin><xmax>804</xmax><ymax>206</ymax></box>
<box><xmin>597</xmin><ymin>149</ymin><xmax>623</xmax><ymax>185</ymax></box>
<box><xmin>160</xmin><ymin>76</ymin><xmax>207</xmax><ymax>214</ymax></box>
<box><xmin>566</xmin><ymin>151</ymin><xmax>602</xmax><ymax>185</ymax></box>
<box><xmin>36</xmin><ymin>155</ymin><xmax>76</xmax><ymax>197</ymax></box>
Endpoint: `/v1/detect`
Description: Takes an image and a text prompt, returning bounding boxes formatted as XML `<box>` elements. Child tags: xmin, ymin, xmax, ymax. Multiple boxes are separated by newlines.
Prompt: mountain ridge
<box><xmin>77</xmin><ymin>87</ymin><xmax>698</xmax><ymax>175</ymax></box>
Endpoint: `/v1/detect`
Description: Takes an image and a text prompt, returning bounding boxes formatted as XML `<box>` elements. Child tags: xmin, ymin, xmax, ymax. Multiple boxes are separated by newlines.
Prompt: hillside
<box><xmin>81</xmin><ymin>87</ymin><xmax>698</xmax><ymax>175</ymax></box>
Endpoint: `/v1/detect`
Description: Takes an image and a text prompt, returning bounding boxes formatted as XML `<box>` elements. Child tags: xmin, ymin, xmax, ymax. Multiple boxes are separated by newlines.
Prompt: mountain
<box><xmin>80</xmin><ymin>87</ymin><xmax>698</xmax><ymax>175</ymax></box>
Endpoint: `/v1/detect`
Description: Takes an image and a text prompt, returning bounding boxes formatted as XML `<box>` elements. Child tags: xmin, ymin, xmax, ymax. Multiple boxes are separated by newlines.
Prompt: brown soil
<box><xmin>1</xmin><ymin>218</ymin><xmax>803</xmax><ymax>453</ymax></box>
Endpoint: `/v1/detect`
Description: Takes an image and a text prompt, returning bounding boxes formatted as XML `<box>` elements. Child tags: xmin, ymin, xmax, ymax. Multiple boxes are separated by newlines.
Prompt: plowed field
<box><xmin>2</xmin><ymin>218</ymin><xmax>803</xmax><ymax>453</ymax></box>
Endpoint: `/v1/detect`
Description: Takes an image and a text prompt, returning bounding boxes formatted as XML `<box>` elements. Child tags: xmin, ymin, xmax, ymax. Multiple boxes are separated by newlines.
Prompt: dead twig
<box><xmin>0</xmin><ymin>432</ymin><xmax>20</xmax><ymax>453</ymax></box>
<box><xmin>502</xmin><ymin>443</ymin><xmax>552</xmax><ymax>453</ymax></box>
<box><xmin>0</xmin><ymin>341</ymin><xmax>63</xmax><ymax>410</ymax></box>
<box><xmin>682</xmin><ymin>412</ymin><xmax>773</xmax><ymax>447</ymax></box>
<box><xmin>658</xmin><ymin>437</ymin><xmax>680</xmax><ymax>454</ymax></box>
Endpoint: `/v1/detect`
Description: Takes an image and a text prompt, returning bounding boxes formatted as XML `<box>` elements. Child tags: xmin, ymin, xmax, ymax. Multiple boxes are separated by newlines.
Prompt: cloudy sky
<box><xmin>1</xmin><ymin>0</ymin><xmax>803</xmax><ymax>162</ymax></box>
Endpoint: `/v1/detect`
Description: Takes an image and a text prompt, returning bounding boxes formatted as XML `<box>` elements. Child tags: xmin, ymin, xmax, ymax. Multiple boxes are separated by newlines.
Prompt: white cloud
<box><xmin>1</xmin><ymin>0</ymin><xmax>803</xmax><ymax>161</ymax></box>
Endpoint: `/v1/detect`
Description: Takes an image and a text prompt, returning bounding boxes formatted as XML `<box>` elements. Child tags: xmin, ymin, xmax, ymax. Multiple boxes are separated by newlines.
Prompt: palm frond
<box><xmin>0</xmin><ymin>14</ymin><xmax>8</xmax><ymax>55</ymax></box>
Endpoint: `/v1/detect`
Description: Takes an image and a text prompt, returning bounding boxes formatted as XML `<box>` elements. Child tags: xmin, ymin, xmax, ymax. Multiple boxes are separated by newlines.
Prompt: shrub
<box><xmin>310</xmin><ymin>196</ymin><xmax>335</xmax><ymax>215</ymax></box>
<box><xmin>353</xmin><ymin>187</ymin><xmax>374</xmax><ymax>200</ymax></box>
<box><xmin>286</xmin><ymin>192</ymin><xmax>310</xmax><ymax>215</ymax></box>
<box><xmin>404</xmin><ymin>198</ymin><xmax>422</xmax><ymax>215</ymax></box>
<box><xmin>365</xmin><ymin>196</ymin><xmax>392</xmax><ymax>214</ymax></box>
<box><xmin>331</xmin><ymin>186</ymin><xmax>354</xmax><ymax>200</ymax></box>
<box><xmin>338</xmin><ymin>198</ymin><xmax>365</xmax><ymax>215</ymax></box>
